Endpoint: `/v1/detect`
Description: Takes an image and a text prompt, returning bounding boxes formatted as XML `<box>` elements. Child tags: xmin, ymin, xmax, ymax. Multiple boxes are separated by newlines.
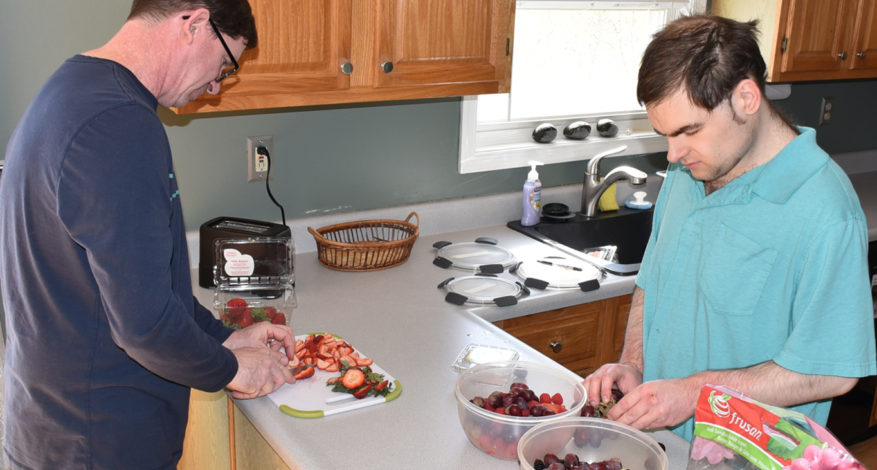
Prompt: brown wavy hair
<box><xmin>128</xmin><ymin>0</ymin><xmax>257</xmax><ymax>49</ymax></box>
<box><xmin>637</xmin><ymin>15</ymin><xmax>765</xmax><ymax>110</ymax></box>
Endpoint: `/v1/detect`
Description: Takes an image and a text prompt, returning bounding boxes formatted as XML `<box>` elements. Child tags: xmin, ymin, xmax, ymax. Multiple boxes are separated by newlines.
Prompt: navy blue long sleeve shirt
<box><xmin>0</xmin><ymin>55</ymin><xmax>237</xmax><ymax>469</ymax></box>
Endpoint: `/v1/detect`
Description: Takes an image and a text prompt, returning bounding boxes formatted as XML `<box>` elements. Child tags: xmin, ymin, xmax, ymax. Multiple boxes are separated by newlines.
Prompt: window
<box><xmin>459</xmin><ymin>0</ymin><xmax>706</xmax><ymax>173</ymax></box>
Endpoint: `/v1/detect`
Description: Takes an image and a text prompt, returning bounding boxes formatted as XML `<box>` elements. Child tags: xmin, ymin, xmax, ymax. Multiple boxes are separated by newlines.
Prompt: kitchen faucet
<box><xmin>581</xmin><ymin>145</ymin><xmax>648</xmax><ymax>217</ymax></box>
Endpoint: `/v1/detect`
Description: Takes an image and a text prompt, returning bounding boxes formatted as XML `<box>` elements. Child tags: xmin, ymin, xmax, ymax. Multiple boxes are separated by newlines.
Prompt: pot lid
<box><xmin>512</xmin><ymin>256</ymin><xmax>601</xmax><ymax>291</ymax></box>
<box><xmin>438</xmin><ymin>275</ymin><xmax>528</xmax><ymax>307</ymax></box>
<box><xmin>432</xmin><ymin>238</ymin><xmax>517</xmax><ymax>273</ymax></box>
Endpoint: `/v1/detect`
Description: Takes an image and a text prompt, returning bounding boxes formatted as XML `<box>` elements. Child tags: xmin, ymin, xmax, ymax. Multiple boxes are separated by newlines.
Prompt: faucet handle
<box><xmin>585</xmin><ymin>145</ymin><xmax>628</xmax><ymax>175</ymax></box>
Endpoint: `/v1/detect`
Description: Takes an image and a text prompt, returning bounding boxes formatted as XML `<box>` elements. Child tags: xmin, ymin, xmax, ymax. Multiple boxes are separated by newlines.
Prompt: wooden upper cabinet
<box><xmin>775</xmin><ymin>0</ymin><xmax>852</xmax><ymax>78</ymax></box>
<box><xmin>851</xmin><ymin>0</ymin><xmax>877</xmax><ymax>72</ymax></box>
<box><xmin>713</xmin><ymin>0</ymin><xmax>877</xmax><ymax>82</ymax></box>
<box><xmin>373</xmin><ymin>0</ymin><xmax>511</xmax><ymax>93</ymax></box>
<box><xmin>175</xmin><ymin>0</ymin><xmax>514</xmax><ymax>114</ymax></box>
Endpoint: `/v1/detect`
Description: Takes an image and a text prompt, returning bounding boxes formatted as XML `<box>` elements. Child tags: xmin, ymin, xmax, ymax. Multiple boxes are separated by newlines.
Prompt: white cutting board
<box><xmin>267</xmin><ymin>333</ymin><xmax>402</xmax><ymax>418</ymax></box>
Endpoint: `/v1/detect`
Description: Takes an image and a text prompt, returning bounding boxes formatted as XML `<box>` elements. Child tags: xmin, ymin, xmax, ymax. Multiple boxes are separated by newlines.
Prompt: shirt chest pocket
<box><xmin>698</xmin><ymin>224</ymin><xmax>778</xmax><ymax>316</ymax></box>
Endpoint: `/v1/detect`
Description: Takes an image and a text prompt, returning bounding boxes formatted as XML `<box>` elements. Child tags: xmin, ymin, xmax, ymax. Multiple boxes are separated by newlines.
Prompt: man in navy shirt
<box><xmin>0</xmin><ymin>1</ymin><xmax>297</xmax><ymax>468</ymax></box>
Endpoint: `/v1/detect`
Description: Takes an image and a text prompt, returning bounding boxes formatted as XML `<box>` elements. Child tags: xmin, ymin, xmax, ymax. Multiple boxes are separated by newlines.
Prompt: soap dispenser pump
<box><xmin>521</xmin><ymin>160</ymin><xmax>543</xmax><ymax>226</ymax></box>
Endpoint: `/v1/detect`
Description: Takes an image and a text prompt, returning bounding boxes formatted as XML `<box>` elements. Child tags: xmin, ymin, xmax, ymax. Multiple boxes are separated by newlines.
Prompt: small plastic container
<box><xmin>517</xmin><ymin>417</ymin><xmax>669</xmax><ymax>470</ymax></box>
<box><xmin>454</xmin><ymin>361</ymin><xmax>587</xmax><ymax>460</ymax></box>
<box><xmin>451</xmin><ymin>344</ymin><xmax>520</xmax><ymax>373</ymax></box>
<box><xmin>212</xmin><ymin>237</ymin><xmax>295</xmax><ymax>329</ymax></box>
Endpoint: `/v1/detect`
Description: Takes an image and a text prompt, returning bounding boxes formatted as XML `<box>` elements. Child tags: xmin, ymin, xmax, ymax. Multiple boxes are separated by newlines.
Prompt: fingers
<box><xmin>227</xmin><ymin>346</ymin><xmax>297</xmax><ymax>399</ymax></box>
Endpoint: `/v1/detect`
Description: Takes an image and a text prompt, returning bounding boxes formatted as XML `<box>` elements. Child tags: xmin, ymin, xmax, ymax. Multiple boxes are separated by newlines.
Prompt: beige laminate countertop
<box><xmin>192</xmin><ymin>223</ymin><xmax>689</xmax><ymax>469</ymax></box>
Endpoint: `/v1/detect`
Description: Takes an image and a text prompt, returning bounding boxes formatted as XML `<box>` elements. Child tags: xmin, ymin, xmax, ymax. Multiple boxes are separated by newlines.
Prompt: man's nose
<box><xmin>665</xmin><ymin>138</ymin><xmax>685</xmax><ymax>162</ymax></box>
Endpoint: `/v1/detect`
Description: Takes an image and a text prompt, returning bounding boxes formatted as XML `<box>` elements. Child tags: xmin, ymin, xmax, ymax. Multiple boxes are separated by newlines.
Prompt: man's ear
<box><xmin>732</xmin><ymin>78</ymin><xmax>762</xmax><ymax>117</ymax></box>
<box><xmin>180</xmin><ymin>8</ymin><xmax>211</xmax><ymax>44</ymax></box>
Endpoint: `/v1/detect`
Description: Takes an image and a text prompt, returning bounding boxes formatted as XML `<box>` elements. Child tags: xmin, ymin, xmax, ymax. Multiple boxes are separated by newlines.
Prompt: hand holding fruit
<box><xmin>226</xmin><ymin>346</ymin><xmax>296</xmax><ymax>399</ymax></box>
<box><xmin>582</xmin><ymin>361</ymin><xmax>642</xmax><ymax>407</ymax></box>
<box><xmin>223</xmin><ymin>321</ymin><xmax>297</xmax><ymax>365</ymax></box>
<box><xmin>606</xmin><ymin>377</ymin><xmax>699</xmax><ymax>431</ymax></box>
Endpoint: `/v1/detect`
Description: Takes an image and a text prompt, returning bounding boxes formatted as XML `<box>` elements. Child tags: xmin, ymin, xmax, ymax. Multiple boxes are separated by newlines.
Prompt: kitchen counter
<box><xmin>187</xmin><ymin>167</ymin><xmax>877</xmax><ymax>469</ymax></box>
<box><xmin>192</xmin><ymin>223</ymin><xmax>690</xmax><ymax>469</ymax></box>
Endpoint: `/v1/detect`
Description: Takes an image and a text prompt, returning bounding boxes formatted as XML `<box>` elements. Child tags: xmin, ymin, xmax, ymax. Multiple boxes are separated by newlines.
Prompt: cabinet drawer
<box><xmin>495</xmin><ymin>294</ymin><xmax>633</xmax><ymax>378</ymax></box>
<box><xmin>496</xmin><ymin>302</ymin><xmax>603</xmax><ymax>377</ymax></box>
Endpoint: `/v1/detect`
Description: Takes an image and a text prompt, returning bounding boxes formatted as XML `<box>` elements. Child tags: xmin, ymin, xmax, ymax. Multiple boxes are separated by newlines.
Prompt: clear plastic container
<box><xmin>454</xmin><ymin>361</ymin><xmax>587</xmax><ymax>460</ymax></box>
<box><xmin>212</xmin><ymin>237</ymin><xmax>295</xmax><ymax>329</ymax></box>
<box><xmin>517</xmin><ymin>417</ymin><xmax>669</xmax><ymax>470</ymax></box>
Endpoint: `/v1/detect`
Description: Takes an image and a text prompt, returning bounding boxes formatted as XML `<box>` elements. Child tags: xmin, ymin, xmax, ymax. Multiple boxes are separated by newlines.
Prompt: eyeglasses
<box><xmin>208</xmin><ymin>18</ymin><xmax>239</xmax><ymax>82</ymax></box>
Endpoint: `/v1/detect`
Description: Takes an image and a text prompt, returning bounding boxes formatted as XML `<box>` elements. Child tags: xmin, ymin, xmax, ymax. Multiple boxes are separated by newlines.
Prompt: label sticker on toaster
<box><xmin>223</xmin><ymin>249</ymin><xmax>255</xmax><ymax>277</ymax></box>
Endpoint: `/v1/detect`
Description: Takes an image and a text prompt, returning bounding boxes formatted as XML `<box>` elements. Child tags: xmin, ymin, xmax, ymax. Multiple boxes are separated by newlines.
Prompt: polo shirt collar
<box><xmin>747</xmin><ymin>126</ymin><xmax>827</xmax><ymax>204</ymax></box>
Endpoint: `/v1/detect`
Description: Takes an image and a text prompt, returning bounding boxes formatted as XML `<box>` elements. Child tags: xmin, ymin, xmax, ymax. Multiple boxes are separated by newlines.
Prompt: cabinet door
<box><xmin>496</xmin><ymin>301</ymin><xmax>603</xmax><ymax>378</ymax></box>
<box><xmin>607</xmin><ymin>295</ymin><xmax>631</xmax><ymax>364</ymax></box>
<box><xmin>850</xmin><ymin>0</ymin><xmax>877</xmax><ymax>73</ymax></box>
<box><xmin>178</xmin><ymin>391</ymin><xmax>231</xmax><ymax>470</ymax></box>
<box><xmin>373</xmin><ymin>0</ymin><xmax>513</xmax><ymax>95</ymax></box>
<box><xmin>775</xmin><ymin>0</ymin><xmax>854</xmax><ymax>79</ymax></box>
<box><xmin>178</xmin><ymin>0</ymin><xmax>353</xmax><ymax>113</ymax></box>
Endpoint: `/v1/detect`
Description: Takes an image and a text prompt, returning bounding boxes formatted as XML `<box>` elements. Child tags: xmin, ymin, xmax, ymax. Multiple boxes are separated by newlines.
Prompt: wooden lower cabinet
<box><xmin>179</xmin><ymin>391</ymin><xmax>292</xmax><ymax>470</ymax></box>
<box><xmin>493</xmin><ymin>294</ymin><xmax>632</xmax><ymax>378</ymax></box>
<box><xmin>231</xmin><ymin>404</ymin><xmax>293</xmax><ymax>470</ymax></box>
<box><xmin>179</xmin><ymin>390</ymin><xmax>232</xmax><ymax>470</ymax></box>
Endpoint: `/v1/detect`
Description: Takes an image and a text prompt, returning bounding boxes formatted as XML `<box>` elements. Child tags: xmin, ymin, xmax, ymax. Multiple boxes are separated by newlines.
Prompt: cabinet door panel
<box><xmin>851</xmin><ymin>0</ymin><xmax>877</xmax><ymax>72</ymax></box>
<box><xmin>498</xmin><ymin>302</ymin><xmax>602</xmax><ymax>377</ymax></box>
<box><xmin>779</xmin><ymin>0</ymin><xmax>851</xmax><ymax>75</ymax></box>
<box><xmin>179</xmin><ymin>0</ymin><xmax>352</xmax><ymax>112</ymax></box>
<box><xmin>374</xmin><ymin>0</ymin><xmax>512</xmax><ymax>91</ymax></box>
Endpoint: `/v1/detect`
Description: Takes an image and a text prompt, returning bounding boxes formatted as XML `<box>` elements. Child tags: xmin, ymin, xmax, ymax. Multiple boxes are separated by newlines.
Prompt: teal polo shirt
<box><xmin>636</xmin><ymin>127</ymin><xmax>877</xmax><ymax>441</ymax></box>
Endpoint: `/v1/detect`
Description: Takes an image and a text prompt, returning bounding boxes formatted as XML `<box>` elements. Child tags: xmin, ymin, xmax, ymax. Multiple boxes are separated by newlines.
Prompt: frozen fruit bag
<box><xmin>685</xmin><ymin>385</ymin><xmax>865</xmax><ymax>470</ymax></box>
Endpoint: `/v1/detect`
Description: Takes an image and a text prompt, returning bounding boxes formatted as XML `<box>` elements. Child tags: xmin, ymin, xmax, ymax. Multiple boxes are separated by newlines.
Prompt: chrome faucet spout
<box><xmin>580</xmin><ymin>145</ymin><xmax>648</xmax><ymax>217</ymax></box>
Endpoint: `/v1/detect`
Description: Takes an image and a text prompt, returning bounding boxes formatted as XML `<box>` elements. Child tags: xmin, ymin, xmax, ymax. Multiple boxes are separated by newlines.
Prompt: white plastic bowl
<box><xmin>517</xmin><ymin>417</ymin><xmax>669</xmax><ymax>470</ymax></box>
<box><xmin>454</xmin><ymin>361</ymin><xmax>587</xmax><ymax>460</ymax></box>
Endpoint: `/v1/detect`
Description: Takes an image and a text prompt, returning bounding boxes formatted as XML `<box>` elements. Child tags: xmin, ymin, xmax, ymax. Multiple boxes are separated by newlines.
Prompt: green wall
<box><xmin>2</xmin><ymin>1</ymin><xmax>877</xmax><ymax>233</ymax></box>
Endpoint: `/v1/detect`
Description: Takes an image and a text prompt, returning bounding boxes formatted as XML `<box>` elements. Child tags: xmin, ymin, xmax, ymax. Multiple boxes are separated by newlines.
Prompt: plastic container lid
<box><xmin>214</xmin><ymin>237</ymin><xmax>294</xmax><ymax>289</ymax></box>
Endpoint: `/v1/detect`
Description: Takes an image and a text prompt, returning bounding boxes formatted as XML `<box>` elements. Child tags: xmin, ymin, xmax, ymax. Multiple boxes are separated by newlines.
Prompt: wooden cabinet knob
<box><xmin>381</xmin><ymin>61</ymin><xmax>394</xmax><ymax>73</ymax></box>
<box><xmin>838</xmin><ymin>52</ymin><xmax>848</xmax><ymax>60</ymax></box>
<box><xmin>549</xmin><ymin>341</ymin><xmax>562</xmax><ymax>353</ymax></box>
<box><xmin>340</xmin><ymin>62</ymin><xmax>353</xmax><ymax>75</ymax></box>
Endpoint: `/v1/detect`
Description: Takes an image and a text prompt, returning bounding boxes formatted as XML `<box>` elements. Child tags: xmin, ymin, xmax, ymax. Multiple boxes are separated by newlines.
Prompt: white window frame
<box><xmin>459</xmin><ymin>0</ymin><xmax>707</xmax><ymax>174</ymax></box>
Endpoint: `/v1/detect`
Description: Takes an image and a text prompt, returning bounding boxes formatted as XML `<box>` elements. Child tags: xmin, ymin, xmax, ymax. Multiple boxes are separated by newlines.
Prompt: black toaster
<box><xmin>198</xmin><ymin>216</ymin><xmax>292</xmax><ymax>288</ymax></box>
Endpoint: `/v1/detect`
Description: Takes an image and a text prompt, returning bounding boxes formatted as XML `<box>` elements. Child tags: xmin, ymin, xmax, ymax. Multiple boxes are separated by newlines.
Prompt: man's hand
<box><xmin>225</xmin><ymin>346</ymin><xmax>295</xmax><ymax>399</ymax></box>
<box><xmin>606</xmin><ymin>377</ymin><xmax>700</xmax><ymax>430</ymax></box>
<box><xmin>583</xmin><ymin>362</ymin><xmax>643</xmax><ymax>405</ymax></box>
<box><xmin>223</xmin><ymin>322</ymin><xmax>297</xmax><ymax>363</ymax></box>
<box><xmin>222</xmin><ymin>322</ymin><xmax>298</xmax><ymax>399</ymax></box>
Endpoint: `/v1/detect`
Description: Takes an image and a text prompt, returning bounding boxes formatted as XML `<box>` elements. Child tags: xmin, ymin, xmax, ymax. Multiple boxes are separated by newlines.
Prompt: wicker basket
<box><xmin>308</xmin><ymin>212</ymin><xmax>419</xmax><ymax>271</ymax></box>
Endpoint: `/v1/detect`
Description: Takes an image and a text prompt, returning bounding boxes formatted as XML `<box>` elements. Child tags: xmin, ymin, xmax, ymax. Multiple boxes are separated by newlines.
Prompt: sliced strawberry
<box><xmin>341</xmin><ymin>368</ymin><xmax>366</xmax><ymax>389</ymax></box>
<box><xmin>374</xmin><ymin>380</ymin><xmax>389</xmax><ymax>392</ymax></box>
<box><xmin>352</xmin><ymin>383</ymin><xmax>373</xmax><ymax>399</ymax></box>
<box><xmin>542</xmin><ymin>403</ymin><xmax>567</xmax><ymax>414</ymax></box>
<box><xmin>355</xmin><ymin>357</ymin><xmax>373</xmax><ymax>367</ymax></box>
<box><xmin>293</xmin><ymin>366</ymin><xmax>315</xmax><ymax>380</ymax></box>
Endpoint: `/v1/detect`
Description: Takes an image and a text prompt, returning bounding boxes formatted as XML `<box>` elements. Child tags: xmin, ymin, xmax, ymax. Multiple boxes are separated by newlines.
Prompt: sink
<box><xmin>508</xmin><ymin>207</ymin><xmax>654</xmax><ymax>274</ymax></box>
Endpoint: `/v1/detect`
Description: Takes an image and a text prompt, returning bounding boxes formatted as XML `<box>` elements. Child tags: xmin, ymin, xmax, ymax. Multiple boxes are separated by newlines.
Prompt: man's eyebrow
<box><xmin>654</xmin><ymin>122</ymin><xmax>704</xmax><ymax>137</ymax></box>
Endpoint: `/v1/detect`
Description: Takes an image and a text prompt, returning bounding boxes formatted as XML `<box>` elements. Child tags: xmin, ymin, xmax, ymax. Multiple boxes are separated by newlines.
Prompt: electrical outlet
<box><xmin>246</xmin><ymin>135</ymin><xmax>273</xmax><ymax>182</ymax></box>
<box><xmin>818</xmin><ymin>97</ymin><xmax>833</xmax><ymax>126</ymax></box>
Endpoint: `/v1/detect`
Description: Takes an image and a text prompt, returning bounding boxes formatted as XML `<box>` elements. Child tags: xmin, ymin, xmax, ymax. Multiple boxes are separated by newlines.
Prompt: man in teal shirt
<box><xmin>584</xmin><ymin>15</ymin><xmax>877</xmax><ymax>441</ymax></box>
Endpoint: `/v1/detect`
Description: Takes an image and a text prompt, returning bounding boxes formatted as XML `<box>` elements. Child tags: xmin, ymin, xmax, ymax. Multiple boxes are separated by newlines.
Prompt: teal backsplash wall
<box><xmin>2</xmin><ymin>1</ymin><xmax>877</xmax><ymax>233</ymax></box>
